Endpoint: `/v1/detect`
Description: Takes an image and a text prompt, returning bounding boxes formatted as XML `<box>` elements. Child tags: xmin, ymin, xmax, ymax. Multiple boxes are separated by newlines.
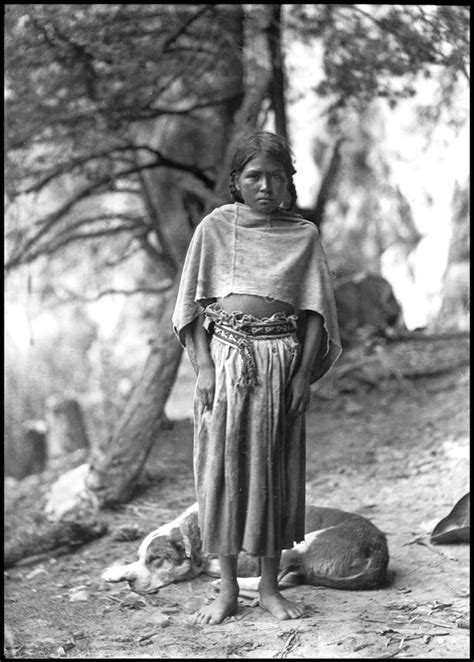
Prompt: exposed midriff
<box><xmin>216</xmin><ymin>293</ymin><xmax>295</xmax><ymax>318</ymax></box>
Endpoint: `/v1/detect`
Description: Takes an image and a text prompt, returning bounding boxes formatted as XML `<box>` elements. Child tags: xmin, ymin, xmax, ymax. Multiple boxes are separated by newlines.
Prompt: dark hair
<box><xmin>229</xmin><ymin>131</ymin><xmax>297</xmax><ymax>209</ymax></box>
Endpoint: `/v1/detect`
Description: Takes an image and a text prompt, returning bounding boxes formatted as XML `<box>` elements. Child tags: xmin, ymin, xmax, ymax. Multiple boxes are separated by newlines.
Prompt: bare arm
<box><xmin>189</xmin><ymin>313</ymin><xmax>215</xmax><ymax>409</ymax></box>
<box><xmin>297</xmin><ymin>311</ymin><xmax>324</xmax><ymax>378</ymax></box>
<box><xmin>287</xmin><ymin>311</ymin><xmax>324</xmax><ymax>417</ymax></box>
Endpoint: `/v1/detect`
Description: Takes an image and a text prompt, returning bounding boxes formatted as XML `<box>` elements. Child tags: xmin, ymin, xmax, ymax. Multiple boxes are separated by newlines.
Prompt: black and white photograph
<box><xmin>4</xmin><ymin>4</ymin><xmax>469</xmax><ymax>659</ymax></box>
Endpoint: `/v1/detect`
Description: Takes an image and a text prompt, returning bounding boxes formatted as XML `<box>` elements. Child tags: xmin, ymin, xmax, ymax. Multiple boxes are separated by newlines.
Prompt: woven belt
<box><xmin>212</xmin><ymin>321</ymin><xmax>294</xmax><ymax>388</ymax></box>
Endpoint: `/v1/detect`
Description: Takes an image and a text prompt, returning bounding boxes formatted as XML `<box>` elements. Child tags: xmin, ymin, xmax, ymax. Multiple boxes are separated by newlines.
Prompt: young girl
<box><xmin>172</xmin><ymin>131</ymin><xmax>341</xmax><ymax>624</ymax></box>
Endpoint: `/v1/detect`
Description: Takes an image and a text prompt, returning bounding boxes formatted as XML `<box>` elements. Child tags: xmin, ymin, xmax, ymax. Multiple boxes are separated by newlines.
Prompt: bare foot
<box><xmin>259</xmin><ymin>590</ymin><xmax>305</xmax><ymax>620</ymax></box>
<box><xmin>192</xmin><ymin>591</ymin><xmax>239</xmax><ymax>625</ymax></box>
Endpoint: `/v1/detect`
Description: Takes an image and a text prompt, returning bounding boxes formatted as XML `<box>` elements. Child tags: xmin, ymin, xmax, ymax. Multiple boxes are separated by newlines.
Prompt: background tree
<box><xmin>286</xmin><ymin>4</ymin><xmax>469</xmax><ymax>111</ymax></box>
<box><xmin>5</xmin><ymin>3</ymin><xmax>281</xmax><ymax>510</ymax></box>
<box><xmin>5</xmin><ymin>3</ymin><xmax>246</xmax><ymax>506</ymax></box>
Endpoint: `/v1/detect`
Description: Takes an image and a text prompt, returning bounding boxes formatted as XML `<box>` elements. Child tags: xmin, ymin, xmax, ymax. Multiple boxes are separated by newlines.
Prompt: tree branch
<box><xmin>52</xmin><ymin>284</ymin><xmax>174</xmax><ymax>305</ymax></box>
<box><xmin>136</xmin><ymin>166</ymin><xmax>178</xmax><ymax>279</ymax></box>
<box><xmin>6</xmin><ymin>224</ymin><xmax>140</xmax><ymax>271</ymax></box>
<box><xmin>101</xmin><ymin>241</ymin><xmax>142</xmax><ymax>270</ymax></box>
<box><xmin>12</xmin><ymin>145</ymin><xmax>216</xmax><ymax>198</ymax></box>
<box><xmin>161</xmin><ymin>4</ymin><xmax>215</xmax><ymax>53</ymax></box>
<box><xmin>6</xmin><ymin>147</ymin><xmax>217</xmax><ymax>271</ymax></box>
<box><xmin>311</xmin><ymin>137</ymin><xmax>344</xmax><ymax>229</ymax></box>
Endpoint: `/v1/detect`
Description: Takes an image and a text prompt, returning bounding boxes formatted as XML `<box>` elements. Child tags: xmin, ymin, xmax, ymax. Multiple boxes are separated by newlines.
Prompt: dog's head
<box><xmin>102</xmin><ymin>504</ymin><xmax>202</xmax><ymax>594</ymax></box>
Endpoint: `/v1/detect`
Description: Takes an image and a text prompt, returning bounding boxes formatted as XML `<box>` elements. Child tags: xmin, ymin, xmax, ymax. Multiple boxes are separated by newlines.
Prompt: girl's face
<box><xmin>235</xmin><ymin>154</ymin><xmax>289</xmax><ymax>213</ymax></box>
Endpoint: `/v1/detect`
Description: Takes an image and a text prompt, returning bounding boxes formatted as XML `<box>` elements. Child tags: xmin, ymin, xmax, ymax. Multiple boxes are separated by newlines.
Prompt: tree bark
<box><xmin>85</xmin><ymin>285</ymin><xmax>184</xmax><ymax>506</ymax></box>
<box><xmin>266</xmin><ymin>4</ymin><xmax>288</xmax><ymax>140</ymax></box>
<box><xmin>45</xmin><ymin>396</ymin><xmax>90</xmax><ymax>457</ymax></box>
<box><xmin>210</xmin><ymin>6</ymin><xmax>273</xmax><ymax>204</ymax></box>
<box><xmin>18</xmin><ymin>421</ymin><xmax>47</xmax><ymax>478</ymax></box>
<box><xmin>210</xmin><ymin>66</ymin><xmax>272</xmax><ymax>206</ymax></box>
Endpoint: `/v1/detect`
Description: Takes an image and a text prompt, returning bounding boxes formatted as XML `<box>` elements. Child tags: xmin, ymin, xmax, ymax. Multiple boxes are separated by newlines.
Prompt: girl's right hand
<box><xmin>196</xmin><ymin>363</ymin><xmax>215</xmax><ymax>409</ymax></box>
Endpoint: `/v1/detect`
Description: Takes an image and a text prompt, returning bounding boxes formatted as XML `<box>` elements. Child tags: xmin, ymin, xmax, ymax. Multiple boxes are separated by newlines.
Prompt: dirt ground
<box><xmin>4</xmin><ymin>341</ymin><xmax>470</xmax><ymax>659</ymax></box>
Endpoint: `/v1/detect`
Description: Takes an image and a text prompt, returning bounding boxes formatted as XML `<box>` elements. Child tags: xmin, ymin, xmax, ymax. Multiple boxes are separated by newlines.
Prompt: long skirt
<box><xmin>193</xmin><ymin>309</ymin><xmax>306</xmax><ymax>558</ymax></box>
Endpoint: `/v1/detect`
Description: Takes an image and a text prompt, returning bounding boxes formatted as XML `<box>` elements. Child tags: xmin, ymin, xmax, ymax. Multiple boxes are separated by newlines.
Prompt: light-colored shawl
<box><xmin>172</xmin><ymin>202</ymin><xmax>342</xmax><ymax>382</ymax></box>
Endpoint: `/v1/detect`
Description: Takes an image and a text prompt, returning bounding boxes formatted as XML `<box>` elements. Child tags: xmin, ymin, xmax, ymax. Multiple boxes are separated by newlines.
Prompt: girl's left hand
<box><xmin>286</xmin><ymin>370</ymin><xmax>311</xmax><ymax>417</ymax></box>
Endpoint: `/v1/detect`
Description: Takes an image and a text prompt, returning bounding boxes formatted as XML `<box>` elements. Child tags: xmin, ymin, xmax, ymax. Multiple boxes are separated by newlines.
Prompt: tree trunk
<box><xmin>267</xmin><ymin>4</ymin><xmax>288</xmax><ymax>140</ymax></box>
<box><xmin>85</xmin><ymin>287</ymin><xmax>184</xmax><ymax>506</ymax></box>
<box><xmin>44</xmin><ymin>282</ymin><xmax>185</xmax><ymax>518</ymax></box>
<box><xmin>45</xmin><ymin>396</ymin><xmax>90</xmax><ymax>457</ymax></box>
<box><xmin>210</xmin><ymin>5</ymin><xmax>274</xmax><ymax>204</ymax></box>
<box><xmin>18</xmin><ymin>421</ymin><xmax>47</xmax><ymax>478</ymax></box>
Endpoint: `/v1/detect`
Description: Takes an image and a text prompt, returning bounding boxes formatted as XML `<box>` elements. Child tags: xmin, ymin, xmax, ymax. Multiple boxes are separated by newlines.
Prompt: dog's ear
<box><xmin>169</xmin><ymin>538</ymin><xmax>188</xmax><ymax>560</ymax></box>
<box><xmin>147</xmin><ymin>538</ymin><xmax>183</xmax><ymax>564</ymax></box>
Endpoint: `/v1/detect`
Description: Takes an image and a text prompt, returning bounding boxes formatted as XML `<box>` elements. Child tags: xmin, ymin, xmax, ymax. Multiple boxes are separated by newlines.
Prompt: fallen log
<box><xmin>4</xmin><ymin>516</ymin><xmax>107</xmax><ymax>568</ymax></box>
<box><xmin>333</xmin><ymin>334</ymin><xmax>470</xmax><ymax>385</ymax></box>
<box><xmin>335</xmin><ymin>353</ymin><xmax>470</xmax><ymax>383</ymax></box>
<box><xmin>386</xmin><ymin>329</ymin><xmax>470</xmax><ymax>343</ymax></box>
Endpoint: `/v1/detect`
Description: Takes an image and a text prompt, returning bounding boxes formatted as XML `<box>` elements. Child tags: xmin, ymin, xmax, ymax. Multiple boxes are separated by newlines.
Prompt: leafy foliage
<box><xmin>286</xmin><ymin>4</ymin><xmax>469</xmax><ymax>112</ymax></box>
<box><xmin>5</xmin><ymin>4</ymin><xmax>243</xmax><ymax>274</ymax></box>
<box><xmin>5</xmin><ymin>4</ymin><xmax>241</xmax><ymax>148</ymax></box>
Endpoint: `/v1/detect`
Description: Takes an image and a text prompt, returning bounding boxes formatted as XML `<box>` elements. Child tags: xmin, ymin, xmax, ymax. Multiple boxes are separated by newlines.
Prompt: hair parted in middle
<box><xmin>228</xmin><ymin>130</ymin><xmax>298</xmax><ymax>210</ymax></box>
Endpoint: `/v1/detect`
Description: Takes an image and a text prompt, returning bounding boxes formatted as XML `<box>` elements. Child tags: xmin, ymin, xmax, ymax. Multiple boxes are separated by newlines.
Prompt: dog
<box><xmin>102</xmin><ymin>502</ymin><xmax>389</xmax><ymax>593</ymax></box>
